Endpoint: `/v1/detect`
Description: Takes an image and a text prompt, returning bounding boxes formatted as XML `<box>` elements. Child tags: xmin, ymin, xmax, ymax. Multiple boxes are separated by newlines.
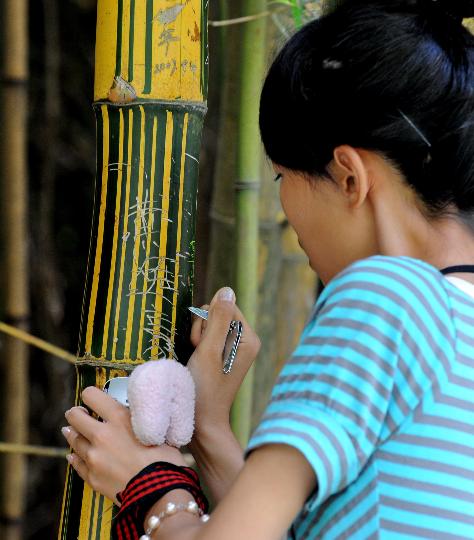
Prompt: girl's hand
<box><xmin>188</xmin><ymin>287</ymin><xmax>261</xmax><ymax>434</ymax></box>
<box><xmin>61</xmin><ymin>386</ymin><xmax>187</xmax><ymax>504</ymax></box>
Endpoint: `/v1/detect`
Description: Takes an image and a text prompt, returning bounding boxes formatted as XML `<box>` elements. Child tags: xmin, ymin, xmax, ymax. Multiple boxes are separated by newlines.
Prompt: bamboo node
<box><xmin>0</xmin><ymin>442</ymin><xmax>68</xmax><ymax>459</ymax></box>
<box><xmin>107</xmin><ymin>76</ymin><xmax>137</xmax><ymax>104</ymax></box>
<box><xmin>0</xmin><ymin>76</ymin><xmax>29</xmax><ymax>87</ymax></box>
<box><xmin>208</xmin><ymin>12</ymin><xmax>270</xmax><ymax>27</ymax></box>
<box><xmin>76</xmin><ymin>357</ymin><xmax>143</xmax><ymax>371</ymax></box>
<box><xmin>234</xmin><ymin>181</ymin><xmax>260</xmax><ymax>192</ymax></box>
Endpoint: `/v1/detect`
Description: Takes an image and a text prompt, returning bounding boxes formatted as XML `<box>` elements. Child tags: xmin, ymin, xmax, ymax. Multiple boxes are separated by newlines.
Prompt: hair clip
<box><xmin>398</xmin><ymin>109</ymin><xmax>432</xmax><ymax>148</ymax></box>
<box><xmin>322</xmin><ymin>58</ymin><xmax>343</xmax><ymax>70</ymax></box>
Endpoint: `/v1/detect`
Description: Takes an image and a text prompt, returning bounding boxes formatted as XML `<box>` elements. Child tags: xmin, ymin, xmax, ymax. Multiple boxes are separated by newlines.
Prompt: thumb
<box><xmin>210</xmin><ymin>286</ymin><xmax>235</xmax><ymax>307</ymax></box>
<box><xmin>201</xmin><ymin>287</ymin><xmax>236</xmax><ymax>352</ymax></box>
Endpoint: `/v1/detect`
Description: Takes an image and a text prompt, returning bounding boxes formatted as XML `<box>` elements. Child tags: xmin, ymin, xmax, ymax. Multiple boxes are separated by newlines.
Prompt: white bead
<box><xmin>165</xmin><ymin>502</ymin><xmax>177</xmax><ymax>515</ymax></box>
<box><xmin>139</xmin><ymin>535</ymin><xmax>150</xmax><ymax>540</ymax></box>
<box><xmin>200</xmin><ymin>514</ymin><xmax>210</xmax><ymax>523</ymax></box>
<box><xmin>147</xmin><ymin>515</ymin><xmax>160</xmax><ymax>531</ymax></box>
<box><xmin>186</xmin><ymin>501</ymin><xmax>199</xmax><ymax>514</ymax></box>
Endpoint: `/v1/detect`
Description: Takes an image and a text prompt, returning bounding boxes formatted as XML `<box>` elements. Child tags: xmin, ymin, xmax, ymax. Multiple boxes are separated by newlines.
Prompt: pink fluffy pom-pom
<box><xmin>127</xmin><ymin>360</ymin><xmax>195</xmax><ymax>447</ymax></box>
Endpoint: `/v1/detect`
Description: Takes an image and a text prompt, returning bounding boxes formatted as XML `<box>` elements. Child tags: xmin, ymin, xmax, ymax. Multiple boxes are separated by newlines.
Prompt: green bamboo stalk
<box><xmin>231</xmin><ymin>0</ymin><xmax>268</xmax><ymax>445</ymax></box>
<box><xmin>206</xmin><ymin>1</ymin><xmax>242</xmax><ymax>298</ymax></box>
<box><xmin>58</xmin><ymin>1</ymin><xmax>208</xmax><ymax>538</ymax></box>
<box><xmin>0</xmin><ymin>0</ymin><xmax>29</xmax><ymax>538</ymax></box>
<box><xmin>251</xmin><ymin>21</ymin><xmax>318</xmax><ymax>431</ymax></box>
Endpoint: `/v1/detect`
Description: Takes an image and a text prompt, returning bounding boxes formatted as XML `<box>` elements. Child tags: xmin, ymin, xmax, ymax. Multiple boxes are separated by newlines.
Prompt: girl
<box><xmin>62</xmin><ymin>1</ymin><xmax>474</xmax><ymax>538</ymax></box>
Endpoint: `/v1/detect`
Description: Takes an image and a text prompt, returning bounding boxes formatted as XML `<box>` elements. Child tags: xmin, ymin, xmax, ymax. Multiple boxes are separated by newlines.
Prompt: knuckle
<box><xmin>81</xmin><ymin>386</ymin><xmax>95</xmax><ymax>402</ymax></box>
<box><xmin>85</xmin><ymin>448</ymin><xmax>100</xmax><ymax>469</ymax></box>
<box><xmin>91</xmin><ymin>426</ymin><xmax>109</xmax><ymax>446</ymax></box>
<box><xmin>255</xmin><ymin>335</ymin><xmax>262</xmax><ymax>349</ymax></box>
<box><xmin>88</xmin><ymin>472</ymin><xmax>100</xmax><ymax>492</ymax></box>
<box><xmin>114</xmin><ymin>406</ymin><xmax>130</xmax><ymax>423</ymax></box>
<box><xmin>211</xmin><ymin>302</ymin><xmax>232</xmax><ymax>319</ymax></box>
<box><xmin>249</xmin><ymin>334</ymin><xmax>261</xmax><ymax>354</ymax></box>
<box><xmin>190</xmin><ymin>330</ymin><xmax>201</xmax><ymax>347</ymax></box>
<box><xmin>70</xmin><ymin>430</ymin><xmax>81</xmax><ymax>447</ymax></box>
<box><xmin>67</xmin><ymin>408</ymin><xmax>80</xmax><ymax>423</ymax></box>
<box><xmin>207</xmin><ymin>342</ymin><xmax>225</xmax><ymax>359</ymax></box>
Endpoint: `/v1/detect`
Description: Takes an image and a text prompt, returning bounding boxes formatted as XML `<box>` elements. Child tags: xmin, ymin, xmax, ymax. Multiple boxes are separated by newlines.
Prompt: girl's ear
<box><xmin>331</xmin><ymin>145</ymin><xmax>372</xmax><ymax>209</ymax></box>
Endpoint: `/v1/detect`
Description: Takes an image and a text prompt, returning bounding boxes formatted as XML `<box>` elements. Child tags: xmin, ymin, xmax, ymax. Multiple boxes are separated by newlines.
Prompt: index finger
<box><xmin>65</xmin><ymin>406</ymin><xmax>101</xmax><ymax>442</ymax></box>
<box><xmin>81</xmin><ymin>386</ymin><xmax>127</xmax><ymax>422</ymax></box>
<box><xmin>190</xmin><ymin>304</ymin><xmax>209</xmax><ymax>347</ymax></box>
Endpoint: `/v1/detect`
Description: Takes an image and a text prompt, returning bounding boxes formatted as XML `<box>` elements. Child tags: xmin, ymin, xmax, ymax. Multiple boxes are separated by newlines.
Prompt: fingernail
<box><xmin>64</xmin><ymin>409</ymin><xmax>70</xmax><ymax>418</ymax></box>
<box><xmin>218</xmin><ymin>287</ymin><xmax>235</xmax><ymax>302</ymax></box>
<box><xmin>61</xmin><ymin>427</ymin><xmax>71</xmax><ymax>438</ymax></box>
<box><xmin>66</xmin><ymin>454</ymin><xmax>74</xmax><ymax>463</ymax></box>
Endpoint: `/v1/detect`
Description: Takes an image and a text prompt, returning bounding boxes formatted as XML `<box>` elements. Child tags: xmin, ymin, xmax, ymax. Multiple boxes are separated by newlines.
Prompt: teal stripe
<box><xmin>380</xmin><ymin>481</ymin><xmax>474</xmax><ymax>517</ymax></box>
<box><xmin>298</xmin><ymin>467</ymin><xmax>376</xmax><ymax>537</ymax></box>
<box><xmin>377</xmin><ymin>454</ymin><xmax>474</xmax><ymax>493</ymax></box>
<box><xmin>380</xmin><ymin>504</ymin><xmax>474</xmax><ymax>538</ymax></box>
<box><xmin>258</xmin><ymin>417</ymin><xmax>343</xmax><ymax>493</ymax></box>
<box><xmin>247</xmin><ymin>255</ymin><xmax>474</xmax><ymax>538</ymax></box>
<box><xmin>272</xmin><ymin>382</ymin><xmax>380</xmax><ymax>446</ymax></box>
<box><xmin>324</xmin><ymin>492</ymin><xmax>378</xmax><ymax>539</ymax></box>
<box><xmin>325</xmin><ymin>258</ymin><xmax>453</xmax><ymax>335</ymax></box>
<box><xmin>328</xmin><ymin>275</ymin><xmax>452</xmax><ymax>339</ymax></box>
<box><xmin>283</xmin><ymin>359</ymin><xmax>392</xmax><ymax>393</ymax></box>
<box><xmin>403</xmin><ymin>422</ymin><xmax>474</xmax><ymax>449</ymax></box>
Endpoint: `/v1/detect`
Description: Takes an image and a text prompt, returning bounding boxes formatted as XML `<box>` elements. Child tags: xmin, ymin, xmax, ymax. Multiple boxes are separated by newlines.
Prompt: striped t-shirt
<box><xmin>246</xmin><ymin>256</ymin><xmax>474</xmax><ymax>539</ymax></box>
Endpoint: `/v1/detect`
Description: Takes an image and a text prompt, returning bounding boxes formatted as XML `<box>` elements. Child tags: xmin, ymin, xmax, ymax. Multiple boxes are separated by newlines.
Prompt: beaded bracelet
<box><xmin>112</xmin><ymin>462</ymin><xmax>209</xmax><ymax>540</ymax></box>
<box><xmin>139</xmin><ymin>500</ymin><xmax>210</xmax><ymax>540</ymax></box>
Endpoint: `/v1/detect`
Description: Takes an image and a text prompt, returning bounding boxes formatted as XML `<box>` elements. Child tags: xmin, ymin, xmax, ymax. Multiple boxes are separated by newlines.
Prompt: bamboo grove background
<box><xmin>3</xmin><ymin>2</ymin><xmax>469</xmax><ymax>539</ymax></box>
<box><xmin>0</xmin><ymin>1</ymin><xmax>319</xmax><ymax>538</ymax></box>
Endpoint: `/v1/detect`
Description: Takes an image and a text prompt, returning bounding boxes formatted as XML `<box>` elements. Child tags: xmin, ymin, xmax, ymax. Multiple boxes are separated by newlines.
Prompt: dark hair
<box><xmin>260</xmin><ymin>0</ymin><xmax>474</xmax><ymax>214</ymax></box>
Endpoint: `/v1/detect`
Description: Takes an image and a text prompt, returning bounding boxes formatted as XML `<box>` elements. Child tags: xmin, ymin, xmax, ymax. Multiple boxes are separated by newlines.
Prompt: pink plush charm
<box><xmin>127</xmin><ymin>360</ymin><xmax>195</xmax><ymax>447</ymax></box>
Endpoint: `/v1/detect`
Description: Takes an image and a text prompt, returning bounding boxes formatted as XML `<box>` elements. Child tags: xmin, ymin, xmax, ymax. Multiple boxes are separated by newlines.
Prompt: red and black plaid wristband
<box><xmin>112</xmin><ymin>462</ymin><xmax>209</xmax><ymax>540</ymax></box>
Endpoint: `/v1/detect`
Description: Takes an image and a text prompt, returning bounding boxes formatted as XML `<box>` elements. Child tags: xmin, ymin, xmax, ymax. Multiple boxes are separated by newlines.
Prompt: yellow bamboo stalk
<box><xmin>0</xmin><ymin>0</ymin><xmax>29</xmax><ymax>538</ymax></box>
<box><xmin>0</xmin><ymin>443</ymin><xmax>68</xmax><ymax>459</ymax></box>
<box><xmin>59</xmin><ymin>2</ymin><xmax>208</xmax><ymax>538</ymax></box>
<box><xmin>0</xmin><ymin>322</ymin><xmax>77</xmax><ymax>365</ymax></box>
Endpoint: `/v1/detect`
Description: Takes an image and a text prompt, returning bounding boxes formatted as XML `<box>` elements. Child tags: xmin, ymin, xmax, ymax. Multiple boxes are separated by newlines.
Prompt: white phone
<box><xmin>103</xmin><ymin>377</ymin><xmax>129</xmax><ymax>407</ymax></box>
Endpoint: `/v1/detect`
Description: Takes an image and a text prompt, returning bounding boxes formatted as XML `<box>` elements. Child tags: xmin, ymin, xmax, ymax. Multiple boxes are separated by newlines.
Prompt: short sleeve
<box><xmin>245</xmin><ymin>256</ymin><xmax>453</xmax><ymax>511</ymax></box>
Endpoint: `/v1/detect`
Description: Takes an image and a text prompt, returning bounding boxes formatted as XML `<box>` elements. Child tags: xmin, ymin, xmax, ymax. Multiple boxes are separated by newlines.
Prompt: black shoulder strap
<box><xmin>440</xmin><ymin>265</ymin><xmax>474</xmax><ymax>276</ymax></box>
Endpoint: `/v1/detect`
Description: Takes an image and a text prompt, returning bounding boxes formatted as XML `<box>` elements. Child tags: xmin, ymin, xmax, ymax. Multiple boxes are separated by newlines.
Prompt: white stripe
<box><xmin>446</xmin><ymin>277</ymin><xmax>474</xmax><ymax>300</ymax></box>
